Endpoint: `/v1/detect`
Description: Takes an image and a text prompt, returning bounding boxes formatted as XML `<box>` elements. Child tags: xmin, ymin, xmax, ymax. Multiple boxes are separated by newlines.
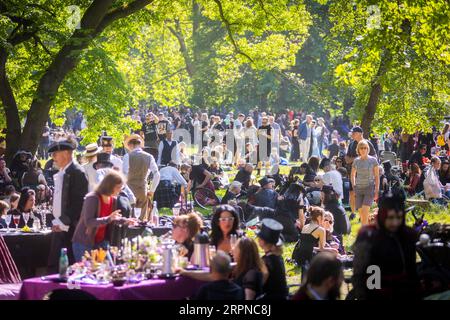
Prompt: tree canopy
<box><xmin>0</xmin><ymin>0</ymin><xmax>449</xmax><ymax>160</ymax></box>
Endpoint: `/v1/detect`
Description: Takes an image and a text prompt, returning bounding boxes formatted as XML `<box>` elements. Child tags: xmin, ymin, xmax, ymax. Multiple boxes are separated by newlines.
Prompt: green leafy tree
<box><xmin>327</xmin><ymin>0</ymin><xmax>450</xmax><ymax>135</ymax></box>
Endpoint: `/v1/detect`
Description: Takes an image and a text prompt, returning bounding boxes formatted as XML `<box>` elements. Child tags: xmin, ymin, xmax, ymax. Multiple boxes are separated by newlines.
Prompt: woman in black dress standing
<box><xmin>256</xmin><ymin>218</ymin><xmax>288</xmax><ymax>300</ymax></box>
<box><xmin>290</xmin><ymin>119</ymin><xmax>300</xmax><ymax>162</ymax></box>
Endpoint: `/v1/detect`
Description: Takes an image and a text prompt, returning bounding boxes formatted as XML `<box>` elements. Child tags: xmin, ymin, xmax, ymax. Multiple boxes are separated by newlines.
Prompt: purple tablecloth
<box><xmin>19</xmin><ymin>275</ymin><xmax>205</xmax><ymax>300</ymax></box>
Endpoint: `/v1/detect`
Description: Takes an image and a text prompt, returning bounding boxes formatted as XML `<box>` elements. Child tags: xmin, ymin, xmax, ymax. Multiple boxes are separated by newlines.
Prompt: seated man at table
<box><xmin>194</xmin><ymin>251</ymin><xmax>244</xmax><ymax>300</ymax></box>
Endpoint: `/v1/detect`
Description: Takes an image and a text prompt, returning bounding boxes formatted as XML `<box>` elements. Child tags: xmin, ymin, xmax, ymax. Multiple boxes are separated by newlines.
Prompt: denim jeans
<box><xmin>72</xmin><ymin>240</ymin><xmax>109</xmax><ymax>262</ymax></box>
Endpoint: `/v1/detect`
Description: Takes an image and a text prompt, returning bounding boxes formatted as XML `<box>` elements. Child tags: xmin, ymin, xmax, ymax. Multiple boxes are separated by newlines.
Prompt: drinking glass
<box><xmin>13</xmin><ymin>214</ymin><xmax>21</xmax><ymax>230</ymax></box>
<box><xmin>41</xmin><ymin>212</ymin><xmax>47</xmax><ymax>230</ymax></box>
<box><xmin>230</xmin><ymin>234</ymin><xmax>238</xmax><ymax>251</ymax></box>
<box><xmin>23</xmin><ymin>213</ymin><xmax>30</xmax><ymax>227</ymax></box>
<box><xmin>4</xmin><ymin>215</ymin><xmax>11</xmax><ymax>232</ymax></box>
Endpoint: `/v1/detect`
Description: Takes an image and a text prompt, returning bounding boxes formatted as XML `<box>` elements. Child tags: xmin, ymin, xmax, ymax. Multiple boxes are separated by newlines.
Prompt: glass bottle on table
<box><xmin>59</xmin><ymin>248</ymin><xmax>69</xmax><ymax>280</ymax></box>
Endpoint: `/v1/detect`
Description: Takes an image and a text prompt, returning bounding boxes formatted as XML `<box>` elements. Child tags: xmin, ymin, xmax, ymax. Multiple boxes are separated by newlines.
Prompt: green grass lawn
<box><xmin>158</xmin><ymin>163</ymin><xmax>450</xmax><ymax>295</ymax></box>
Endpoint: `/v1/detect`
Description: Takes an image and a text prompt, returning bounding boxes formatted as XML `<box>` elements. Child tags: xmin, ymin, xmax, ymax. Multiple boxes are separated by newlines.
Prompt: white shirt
<box><xmin>52</xmin><ymin>161</ymin><xmax>72</xmax><ymax>230</ymax></box>
<box><xmin>157</xmin><ymin>139</ymin><xmax>180</xmax><ymax>166</ymax></box>
<box><xmin>322</xmin><ymin>170</ymin><xmax>343</xmax><ymax>200</ymax></box>
<box><xmin>159</xmin><ymin>166</ymin><xmax>187</xmax><ymax>187</ymax></box>
<box><xmin>83</xmin><ymin>162</ymin><xmax>98</xmax><ymax>192</ymax></box>
<box><xmin>110</xmin><ymin>154</ymin><xmax>123</xmax><ymax>172</ymax></box>
<box><xmin>123</xmin><ymin>147</ymin><xmax>161</xmax><ymax>193</ymax></box>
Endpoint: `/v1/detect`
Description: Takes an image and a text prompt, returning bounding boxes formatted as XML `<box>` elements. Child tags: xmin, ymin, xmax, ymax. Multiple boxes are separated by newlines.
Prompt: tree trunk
<box><xmin>0</xmin><ymin>47</ymin><xmax>22</xmax><ymax>164</ymax></box>
<box><xmin>20</xmin><ymin>0</ymin><xmax>115</xmax><ymax>153</ymax></box>
<box><xmin>360</xmin><ymin>48</ymin><xmax>392</xmax><ymax>138</ymax></box>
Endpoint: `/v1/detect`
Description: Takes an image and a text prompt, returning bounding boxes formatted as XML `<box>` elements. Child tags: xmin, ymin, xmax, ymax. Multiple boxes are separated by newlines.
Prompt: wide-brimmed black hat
<box><xmin>258</xmin><ymin>176</ymin><xmax>275</xmax><ymax>187</ymax></box>
<box><xmin>93</xmin><ymin>152</ymin><xmax>113</xmax><ymax>170</ymax></box>
<box><xmin>48</xmin><ymin>139</ymin><xmax>76</xmax><ymax>153</ymax></box>
<box><xmin>257</xmin><ymin>218</ymin><xmax>283</xmax><ymax>246</ymax></box>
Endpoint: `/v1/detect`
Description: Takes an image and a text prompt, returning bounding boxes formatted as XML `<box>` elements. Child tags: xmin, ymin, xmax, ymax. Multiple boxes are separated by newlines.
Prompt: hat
<box><xmin>124</xmin><ymin>134</ymin><xmax>144</xmax><ymax>151</ymax></box>
<box><xmin>351</xmin><ymin>126</ymin><xmax>363</xmax><ymax>133</ymax></box>
<box><xmin>257</xmin><ymin>218</ymin><xmax>283</xmax><ymax>246</ymax></box>
<box><xmin>84</xmin><ymin>143</ymin><xmax>101</xmax><ymax>157</ymax></box>
<box><xmin>48</xmin><ymin>139</ymin><xmax>76</xmax><ymax>153</ymax></box>
<box><xmin>100</xmin><ymin>136</ymin><xmax>113</xmax><ymax>146</ymax></box>
<box><xmin>258</xmin><ymin>176</ymin><xmax>275</xmax><ymax>187</ymax></box>
<box><xmin>93</xmin><ymin>152</ymin><xmax>114</xmax><ymax>170</ymax></box>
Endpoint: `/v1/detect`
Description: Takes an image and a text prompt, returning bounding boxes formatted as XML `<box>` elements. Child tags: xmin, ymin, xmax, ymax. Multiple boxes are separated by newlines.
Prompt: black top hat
<box><xmin>93</xmin><ymin>152</ymin><xmax>113</xmax><ymax>170</ymax></box>
<box><xmin>258</xmin><ymin>177</ymin><xmax>274</xmax><ymax>187</ymax></box>
<box><xmin>48</xmin><ymin>140</ymin><xmax>76</xmax><ymax>153</ymax></box>
<box><xmin>257</xmin><ymin>218</ymin><xmax>283</xmax><ymax>246</ymax></box>
<box><xmin>351</xmin><ymin>126</ymin><xmax>363</xmax><ymax>133</ymax></box>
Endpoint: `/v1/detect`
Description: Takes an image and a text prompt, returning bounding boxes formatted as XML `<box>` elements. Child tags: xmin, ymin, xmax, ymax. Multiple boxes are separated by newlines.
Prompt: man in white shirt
<box><xmin>47</xmin><ymin>137</ymin><xmax>88</xmax><ymax>272</ymax></box>
<box><xmin>319</xmin><ymin>158</ymin><xmax>343</xmax><ymax>200</ymax></box>
<box><xmin>154</xmin><ymin>161</ymin><xmax>188</xmax><ymax>209</ymax></box>
<box><xmin>123</xmin><ymin>134</ymin><xmax>160</xmax><ymax>220</ymax></box>
<box><xmin>82</xmin><ymin>143</ymin><xmax>101</xmax><ymax>192</ymax></box>
<box><xmin>157</xmin><ymin>130</ymin><xmax>180</xmax><ymax>167</ymax></box>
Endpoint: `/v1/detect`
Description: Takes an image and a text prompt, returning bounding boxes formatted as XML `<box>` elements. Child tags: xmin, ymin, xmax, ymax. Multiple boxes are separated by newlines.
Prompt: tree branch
<box><xmin>167</xmin><ymin>19</ymin><xmax>194</xmax><ymax>78</ymax></box>
<box><xmin>212</xmin><ymin>0</ymin><xmax>254</xmax><ymax>63</ymax></box>
<box><xmin>257</xmin><ymin>0</ymin><xmax>280</xmax><ymax>24</ymax></box>
<box><xmin>95</xmin><ymin>0</ymin><xmax>154</xmax><ymax>35</ymax></box>
<box><xmin>33</xmin><ymin>34</ymin><xmax>51</xmax><ymax>55</ymax></box>
<box><xmin>150</xmin><ymin>67</ymin><xmax>187</xmax><ymax>85</ymax></box>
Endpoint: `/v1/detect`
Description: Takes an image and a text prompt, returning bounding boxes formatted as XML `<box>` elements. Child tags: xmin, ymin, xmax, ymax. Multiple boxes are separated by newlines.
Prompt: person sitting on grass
<box><xmin>192</xmin><ymin>251</ymin><xmax>244</xmax><ymax>300</ymax></box>
<box><xmin>221</xmin><ymin>181</ymin><xmax>243</xmax><ymax>205</ymax></box>
<box><xmin>295</xmin><ymin>206</ymin><xmax>338</xmax><ymax>280</ymax></box>
<box><xmin>254</xmin><ymin>177</ymin><xmax>279</xmax><ymax>209</ymax></box>
<box><xmin>234</xmin><ymin>163</ymin><xmax>254</xmax><ymax>191</ymax></box>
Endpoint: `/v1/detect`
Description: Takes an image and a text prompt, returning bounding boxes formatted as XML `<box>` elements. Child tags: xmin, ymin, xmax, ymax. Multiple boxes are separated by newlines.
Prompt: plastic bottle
<box><xmin>152</xmin><ymin>201</ymin><xmax>159</xmax><ymax>226</ymax></box>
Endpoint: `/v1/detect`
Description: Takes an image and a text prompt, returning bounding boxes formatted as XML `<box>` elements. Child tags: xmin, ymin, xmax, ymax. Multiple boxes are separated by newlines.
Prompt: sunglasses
<box><xmin>324</xmin><ymin>219</ymin><xmax>334</xmax><ymax>224</ymax></box>
<box><xmin>219</xmin><ymin>217</ymin><xmax>235</xmax><ymax>222</ymax></box>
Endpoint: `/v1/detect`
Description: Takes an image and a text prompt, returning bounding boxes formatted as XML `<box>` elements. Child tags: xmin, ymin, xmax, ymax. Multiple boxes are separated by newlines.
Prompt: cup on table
<box><xmin>172</xmin><ymin>207</ymin><xmax>180</xmax><ymax>217</ymax></box>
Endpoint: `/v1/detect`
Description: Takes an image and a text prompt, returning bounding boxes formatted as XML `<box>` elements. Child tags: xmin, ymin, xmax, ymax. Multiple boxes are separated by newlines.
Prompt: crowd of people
<box><xmin>1</xmin><ymin>107</ymin><xmax>450</xmax><ymax>300</ymax></box>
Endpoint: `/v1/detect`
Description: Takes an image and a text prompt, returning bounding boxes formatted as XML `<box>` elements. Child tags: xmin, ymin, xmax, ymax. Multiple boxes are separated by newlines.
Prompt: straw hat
<box><xmin>84</xmin><ymin>143</ymin><xmax>101</xmax><ymax>157</ymax></box>
<box><xmin>124</xmin><ymin>134</ymin><xmax>144</xmax><ymax>151</ymax></box>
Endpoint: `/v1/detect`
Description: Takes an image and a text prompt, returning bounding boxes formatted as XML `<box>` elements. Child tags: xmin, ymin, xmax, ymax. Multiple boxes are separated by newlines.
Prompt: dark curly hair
<box><xmin>210</xmin><ymin>204</ymin><xmax>240</xmax><ymax>248</ymax></box>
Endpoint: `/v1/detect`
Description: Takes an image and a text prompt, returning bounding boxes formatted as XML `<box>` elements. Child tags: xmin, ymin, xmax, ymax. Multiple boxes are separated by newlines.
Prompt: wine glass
<box><xmin>13</xmin><ymin>214</ymin><xmax>21</xmax><ymax>230</ymax></box>
<box><xmin>230</xmin><ymin>234</ymin><xmax>238</xmax><ymax>251</ymax></box>
<box><xmin>3</xmin><ymin>214</ymin><xmax>11</xmax><ymax>233</ymax></box>
<box><xmin>23</xmin><ymin>212</ymin><xmax>30</xmax><ymax>227</ymax></box>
